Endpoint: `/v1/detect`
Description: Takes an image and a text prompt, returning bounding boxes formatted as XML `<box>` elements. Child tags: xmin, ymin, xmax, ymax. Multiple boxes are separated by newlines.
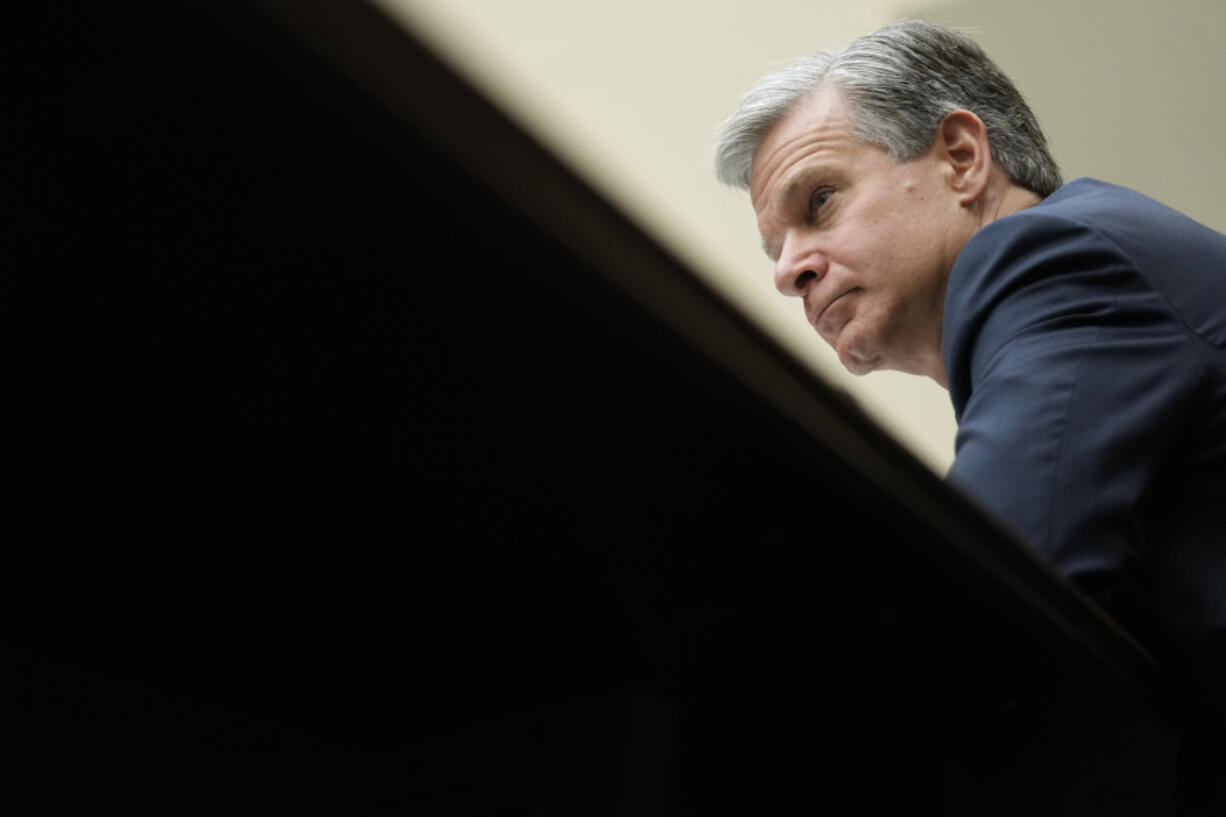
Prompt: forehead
<box><xmin>749</xmin><ymin>84</ymin><xmax>858</xmax><ymax>211</ymax></box>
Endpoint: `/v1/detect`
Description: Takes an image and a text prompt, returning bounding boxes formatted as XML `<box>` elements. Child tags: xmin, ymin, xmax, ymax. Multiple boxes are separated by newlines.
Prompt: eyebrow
<box><xmin>777</xmin><ymin>173</ymin><xmax>812</xmax><ymax>212</ymax></box>
<box><xmin>759</xmin><ymin>169</ymin><xmax>823</xmax><ymax>263</ymax></box>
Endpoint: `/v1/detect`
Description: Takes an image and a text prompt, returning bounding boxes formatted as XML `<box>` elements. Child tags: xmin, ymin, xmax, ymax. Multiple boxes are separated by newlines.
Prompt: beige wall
<box><xmin>375</xmin><ymin>0</ymin><xmax>1226</xmax><ymax>474</ymax></box>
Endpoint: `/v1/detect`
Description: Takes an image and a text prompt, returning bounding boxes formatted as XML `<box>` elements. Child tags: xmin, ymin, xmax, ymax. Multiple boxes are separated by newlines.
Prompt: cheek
<box><xmin>845</xmin><ymin>292</ymin><xmax>909</xmax><ymax>356</ymax></box>
<box><xmin>880</xmin><ymin>222</ymin><xmax>927</xmax><ymax>271</ymax></box>
<box><xmin>842</xmin><ymin>214</ymin><xmax>911</xmax><ymax>272</ymax></box>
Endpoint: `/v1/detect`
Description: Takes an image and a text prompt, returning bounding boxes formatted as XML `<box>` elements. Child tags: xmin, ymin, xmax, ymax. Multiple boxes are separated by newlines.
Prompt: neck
<box><xmin>930</xmin><ymin>176</ymin><xmax>1040</xmax><ymax>390</ymax></box>
<box><xmin>978</xmin><ymin>175</ymin><xmax>1043</xmax><ymax>228</ymax></box>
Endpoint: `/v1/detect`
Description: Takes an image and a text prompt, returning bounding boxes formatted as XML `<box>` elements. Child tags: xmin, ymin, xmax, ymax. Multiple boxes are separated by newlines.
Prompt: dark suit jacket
<box><xmin>943</xmin><ymin>178</ymin><xmax>1226</xmax><ymax>657</ymax></box>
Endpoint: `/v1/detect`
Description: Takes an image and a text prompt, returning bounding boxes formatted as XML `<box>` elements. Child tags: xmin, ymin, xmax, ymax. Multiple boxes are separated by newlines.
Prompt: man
<box><xmin>716</xmin><ymin>19</ymin><xmax>1225</xmax><ymax>813</ymax></box>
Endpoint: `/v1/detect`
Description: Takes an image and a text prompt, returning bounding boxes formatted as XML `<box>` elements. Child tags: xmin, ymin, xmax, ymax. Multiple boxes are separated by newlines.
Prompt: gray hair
<box><xmin>715</xmin><ymin>20</ymin><xmax>1062</xmax><ymax>197</ymax></box>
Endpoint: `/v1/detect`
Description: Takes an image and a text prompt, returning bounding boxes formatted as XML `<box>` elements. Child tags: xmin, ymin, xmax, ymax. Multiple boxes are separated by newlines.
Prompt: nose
<box><xmin>774</xmin><ymin>238</ymin><xmax>826</xmax><ymax>297</ymax></box>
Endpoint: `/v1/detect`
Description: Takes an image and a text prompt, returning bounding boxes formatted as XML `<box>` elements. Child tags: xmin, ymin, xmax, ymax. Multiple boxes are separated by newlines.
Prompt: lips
<box><xmin>809</xmin><ymin>288</ymin><xmax>858</xmax><ymax>339</ymax></box>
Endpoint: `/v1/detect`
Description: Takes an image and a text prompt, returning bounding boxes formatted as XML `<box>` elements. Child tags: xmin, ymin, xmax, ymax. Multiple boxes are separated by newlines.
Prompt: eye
<box><xmin>810</xmin><ymin>188</ymin><xmax>834</xmax><ymax>221</ymax></box>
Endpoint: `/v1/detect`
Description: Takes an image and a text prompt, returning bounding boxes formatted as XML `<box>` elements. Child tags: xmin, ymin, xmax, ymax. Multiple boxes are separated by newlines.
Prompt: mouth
<box><xmin>809</xmin><ymin>288</ymin><xmax>858</xmax><ymax>333</ymax></box>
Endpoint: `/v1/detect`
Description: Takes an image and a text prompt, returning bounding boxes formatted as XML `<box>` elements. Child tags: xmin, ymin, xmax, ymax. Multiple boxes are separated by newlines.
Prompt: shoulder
<box><xmin>943</xmin><ymin>182</ymin><xmax>1136</xmax><ymax>412</ymax></box>
<box><xmin>946</xmin><ymin>179</ymin><xmax>1226</xmax><ymax>362</ymax></box>
<box><xmin>946</xmin><ymin>179</ymin><xmax>1145</xmax><ymax>327</ymax></box>
<box><xmin>941</xmin><ymin>179</ymin><xmax>1222</xmax><ymax>416</ymax></box>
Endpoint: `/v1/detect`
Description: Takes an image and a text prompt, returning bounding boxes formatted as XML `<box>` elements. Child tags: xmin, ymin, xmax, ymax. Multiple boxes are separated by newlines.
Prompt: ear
<box><xmin>935</xmin><ymin>110</ymin><xmax>992</xmax><ymax>206</ymax></box>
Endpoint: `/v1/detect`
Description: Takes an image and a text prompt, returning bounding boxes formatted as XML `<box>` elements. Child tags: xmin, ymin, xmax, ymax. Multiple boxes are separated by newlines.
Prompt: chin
<box><xmin>843</xmin><ymin>361</ymin><xmax>876</xmax><ymax>376</ymax></box>
<box><xmin>839</xmin><ymin>350</ymin><xmax>879</xmax><ymax>377</ymax></box>
<box><xmin>834</xmin><ymin>334</ymin><xmax>879</xmax><ymax>376</ymax></box>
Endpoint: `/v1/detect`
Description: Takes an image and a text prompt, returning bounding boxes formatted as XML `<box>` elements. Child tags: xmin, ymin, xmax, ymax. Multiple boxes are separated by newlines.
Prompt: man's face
<box><xmin>750</xmin><ymin>84</ymin><xmax>963</xmax><ymax>379</ymax></box>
